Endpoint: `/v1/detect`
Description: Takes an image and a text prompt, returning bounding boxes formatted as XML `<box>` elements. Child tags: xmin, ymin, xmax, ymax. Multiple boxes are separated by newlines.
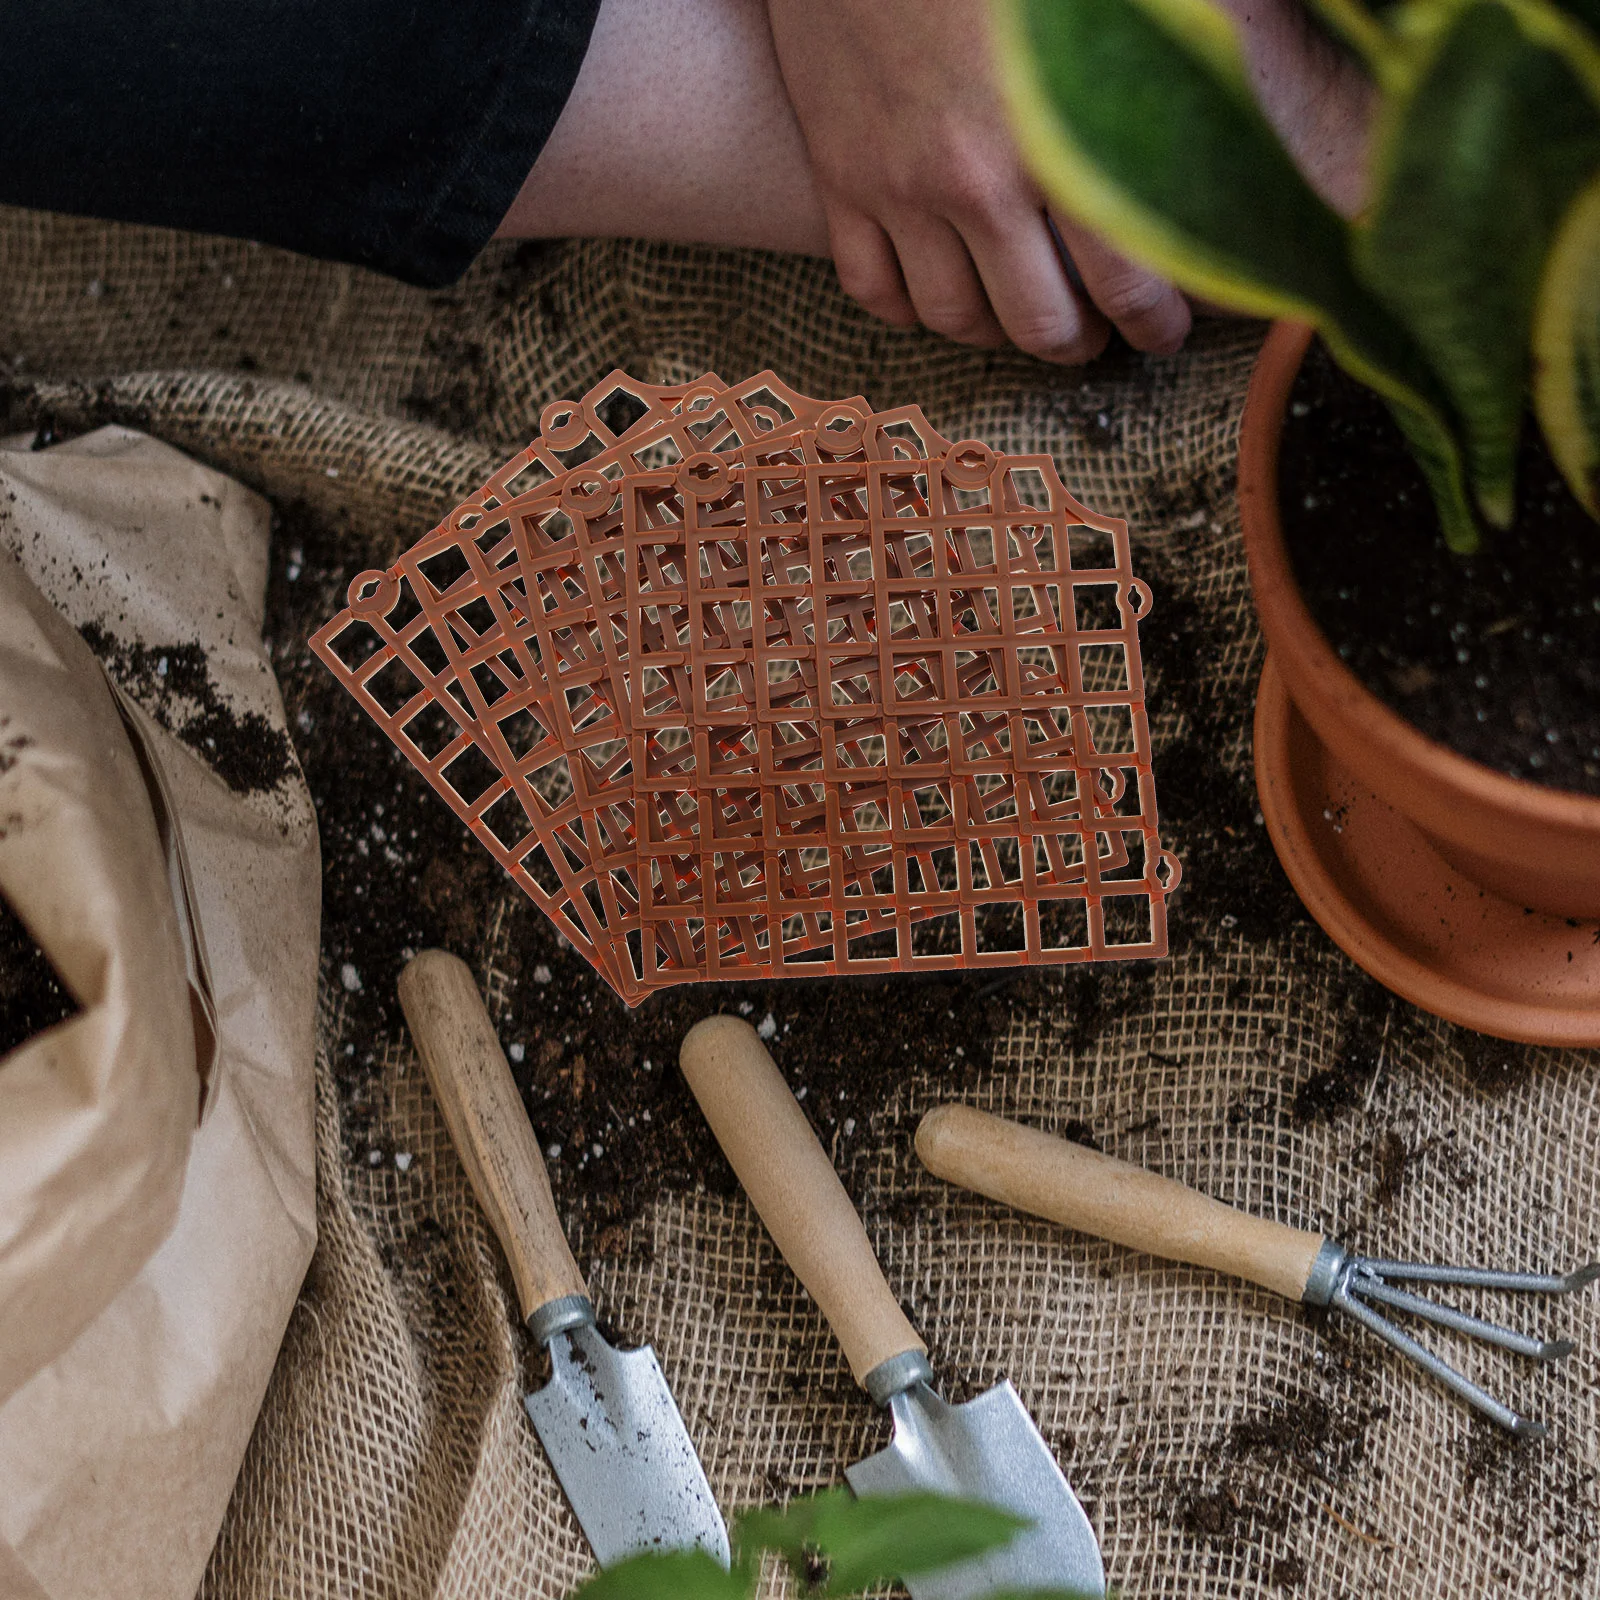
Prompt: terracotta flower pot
<box><xmin>1239</xmin><ymin>320</ymin><xmax>1600</xmax><ymax>1045</ymax></box>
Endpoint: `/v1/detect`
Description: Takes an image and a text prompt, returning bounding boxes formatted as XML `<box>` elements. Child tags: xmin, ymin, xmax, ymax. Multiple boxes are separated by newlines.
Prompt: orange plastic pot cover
<box><xmin>311</xmin><ymin>373</ymin><xmax>1179</xmax><ymax>1003</ymax></box>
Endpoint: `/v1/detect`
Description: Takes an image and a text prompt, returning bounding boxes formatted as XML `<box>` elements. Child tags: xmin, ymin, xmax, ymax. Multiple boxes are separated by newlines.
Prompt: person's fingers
<box><xmin>957</xmin><ymin>204</ymin><xmax>1110</xmax><ymax>365</ymax></box>
<box><xmin>886</xmin><ymin>213</ymin><xmax>1010</xmax><ymax>349</ymax></box>
<box><xmin>1051</xmin><ymin>213</ymin><xmax>1192</xmax><ymax>356</ymax></box>
<box><xmin>826</xmin><ymin>201</ymin><xmax>919</xmax><ymax>329</ymax></box>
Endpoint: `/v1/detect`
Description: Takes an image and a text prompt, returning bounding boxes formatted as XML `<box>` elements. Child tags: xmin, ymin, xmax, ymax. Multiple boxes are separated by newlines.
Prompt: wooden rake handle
<box><xmin>399</xmin><ymin>950</ymin><xmax>587</xmax><ymax>1326</ymax></box>
<box><xmin>680</xmin><ymin>1015</ymin><xmax>926</xmax><ymax>1391</ymax></box>
<box><xmin>916</xmin><ymin>1104</ymin><xmax>1326</xmax><ymax>1303</ymax></box>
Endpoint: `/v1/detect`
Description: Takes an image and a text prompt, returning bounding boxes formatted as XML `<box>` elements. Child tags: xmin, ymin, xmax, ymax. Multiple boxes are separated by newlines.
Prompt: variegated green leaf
<box><xmin>1356</xmin><ymin>0</ymin><xmax>1600</xmax><ymax>527</ymax></box>
<box><xmin>996</xmin><ymin>0</ymin><xmax>1481</xmax><ymax>549</ymax></box>
<box><xmin>1534</xmin><ymin>169</ymin><xmax>1600</xmax><ymax>514</ymax></box>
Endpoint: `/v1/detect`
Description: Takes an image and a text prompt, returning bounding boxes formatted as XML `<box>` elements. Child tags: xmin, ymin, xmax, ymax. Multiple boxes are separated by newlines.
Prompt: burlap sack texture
<box><xmin>1</xmin><ymin>208</ymin><xmax>1595</xmax><ymax>1600</ymax></box>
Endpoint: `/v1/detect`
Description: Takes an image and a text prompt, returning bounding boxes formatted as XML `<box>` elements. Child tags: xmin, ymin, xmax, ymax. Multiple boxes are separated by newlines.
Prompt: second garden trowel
<box><xmin>400</xmin><ymin>951</ymin><xmax>728</xmax><ymax>1567</ymax></box>
<box><xmin>680</xmin><ymin>1016</ymin><xmax>1105</xmax><ymax>1600</ymax></box>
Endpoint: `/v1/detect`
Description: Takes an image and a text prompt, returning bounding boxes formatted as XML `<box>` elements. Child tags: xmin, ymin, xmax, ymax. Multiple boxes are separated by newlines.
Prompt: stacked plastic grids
<box><xmin>311</xmin><ymin>372</ymin><xmax>1181</xmax><ymax>1005</ymax></box>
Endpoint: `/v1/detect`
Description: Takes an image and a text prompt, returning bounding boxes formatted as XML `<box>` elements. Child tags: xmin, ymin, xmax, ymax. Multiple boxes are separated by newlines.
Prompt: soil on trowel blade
<box><xmin>1280</xmin><ymin>341</ymin><xmax>1600</xmax><ymax>795</ymax></box>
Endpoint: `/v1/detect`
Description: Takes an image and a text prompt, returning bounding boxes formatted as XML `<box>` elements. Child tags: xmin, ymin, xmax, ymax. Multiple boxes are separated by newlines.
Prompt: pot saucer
<box><xmin>1254</xmin><ymin>655</ymin><xmax>1600</xmax><ymax>1047</ymax></box>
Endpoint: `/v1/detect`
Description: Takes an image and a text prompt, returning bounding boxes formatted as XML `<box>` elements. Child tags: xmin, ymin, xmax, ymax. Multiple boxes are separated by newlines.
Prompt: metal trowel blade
<box><xmin>844</xmin><ymin>1381</ymin><xmax>1105</xmax><ymax>1600</ymax></box>
<box><xmin>525</xmin><ymin>1323</ymin><xmax>729</xmax><ymax>1568</ymax></box>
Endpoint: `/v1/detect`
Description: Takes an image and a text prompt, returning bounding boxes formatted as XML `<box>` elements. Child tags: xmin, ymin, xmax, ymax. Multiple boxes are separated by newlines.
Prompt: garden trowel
<box><xmin>680</xmin><ymin>1016</ymin><xmax>1105</xmax><ymax>1600</ymax></box>
<box><xmin>400</xmin><ymin>951</ymin><xmax>728</xmax><ymax>1567</ymax></box>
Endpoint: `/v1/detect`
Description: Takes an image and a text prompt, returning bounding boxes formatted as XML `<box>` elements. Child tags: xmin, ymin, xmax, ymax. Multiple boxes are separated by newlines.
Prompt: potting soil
<box><xmin>1281</xmin><ymin>339</ymin><xmax>1600</xmax><ymax>796</ymax></box>
<box><xmin>1</xmin><ymin>214</ymin><xmax>1597</xmax><ymax>1600</ymax></box>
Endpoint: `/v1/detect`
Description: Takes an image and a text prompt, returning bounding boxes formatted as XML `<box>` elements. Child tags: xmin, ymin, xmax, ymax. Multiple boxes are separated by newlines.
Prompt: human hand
<box><xmin>763</xmin><ymin>0</ymin><xmax>1373</xmax><ymax>363</ymax></box>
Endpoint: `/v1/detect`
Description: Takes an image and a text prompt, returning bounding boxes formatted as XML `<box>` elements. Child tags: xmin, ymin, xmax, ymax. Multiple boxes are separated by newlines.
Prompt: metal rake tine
<box><xmin>1358</xmin><ymin>1258</ymin><xmax>1600</xmax><ymax>1296</ymax></box>
<box><xmin>1332</xmin><ymin>1281</ymin><xmax>1549</xmax><ymax>1439</ymax></box>
<box><xmin>1346</xmin><ymin>1270</ymin><xmax>1576</xmax><ymax>1362</ymax></box>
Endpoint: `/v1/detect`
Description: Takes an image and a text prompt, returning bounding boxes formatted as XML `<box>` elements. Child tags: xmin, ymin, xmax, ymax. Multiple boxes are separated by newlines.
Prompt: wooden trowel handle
<box><xmin>680</xmin><ymin>1015</ymin><xmax>926</xmax><ymax>1391</ymax></box>
<box><xmin>399</xmin><ymin>950</ymin><xmax>586</xmax><ymax>1325</ymax></box>
<box><xmin>916</xmin><ymin>1104</ymin><xmax>1326</xmax><ymax>1303</ymax></box>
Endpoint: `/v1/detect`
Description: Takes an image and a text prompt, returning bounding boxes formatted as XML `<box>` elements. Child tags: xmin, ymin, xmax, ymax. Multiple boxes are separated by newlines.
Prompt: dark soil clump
<box><xmin>0</xmin><ymin>894</ymin><xmax>77</xmax><ymax>1057</ymax></box>
<box><xmin>78</xmin><ymin>623</ymin><xmax>295</xmax><ymax>796</ymax></box>
<box><xmin>1133</xmin><ymin>562</ymin><xmax>1306</xmax><ymax>947</ymax></box>
<box><xmin>1279</xmin><ymin>340</ymin><xmax>1600</xmax><ymax>795</ymax></box>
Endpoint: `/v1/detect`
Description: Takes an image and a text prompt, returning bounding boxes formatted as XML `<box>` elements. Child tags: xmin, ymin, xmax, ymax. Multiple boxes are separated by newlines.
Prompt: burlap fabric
<box><xmin>1</xmin><ymin>210</ymin><xmax>1595</xmax><ymax>1600</ymax></box>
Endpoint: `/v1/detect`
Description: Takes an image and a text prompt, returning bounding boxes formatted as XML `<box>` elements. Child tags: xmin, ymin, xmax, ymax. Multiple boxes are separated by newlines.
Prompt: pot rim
<box><xmin>1240</xmin><ymin>319</ymin><xmax>1600</xmax><ymax>828</ymax></box>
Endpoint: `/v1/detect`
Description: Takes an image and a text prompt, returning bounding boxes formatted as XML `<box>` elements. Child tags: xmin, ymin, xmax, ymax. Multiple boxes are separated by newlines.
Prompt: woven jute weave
<box><xmin>1</xmin><ymin>209</ymin><xmax>1595</xmax><ymax>1600</ymax></box>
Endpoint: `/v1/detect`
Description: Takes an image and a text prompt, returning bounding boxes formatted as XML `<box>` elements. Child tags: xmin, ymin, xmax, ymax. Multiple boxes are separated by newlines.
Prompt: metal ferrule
<box><xmin>1301</xmin><ymin>1238</ymin><xmax>1349</xmax><ymax>1307</ymax></box>
<box><xmin>528</xmin><ymin>1293</ymin><xmax>597</xmax><ymax>1348</ymax></box>
<box><xmin>862</xmin><ymin>1349</ymin><xmax>935</xmax><ymax>1407</ymax></box>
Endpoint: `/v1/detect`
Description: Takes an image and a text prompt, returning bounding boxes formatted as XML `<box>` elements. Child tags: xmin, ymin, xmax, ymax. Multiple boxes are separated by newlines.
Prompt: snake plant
<box><xmin>996</xmin><ymin>0</ymin><xmax>1600</xmax><ymax>553</ymax></box>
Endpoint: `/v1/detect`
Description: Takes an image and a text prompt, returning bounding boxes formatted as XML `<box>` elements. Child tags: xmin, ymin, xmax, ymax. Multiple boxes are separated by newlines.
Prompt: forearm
<box><xmin>497</xmin><ymin>0</ymin><xmax>830</xmax><ymax>256</ymax></box>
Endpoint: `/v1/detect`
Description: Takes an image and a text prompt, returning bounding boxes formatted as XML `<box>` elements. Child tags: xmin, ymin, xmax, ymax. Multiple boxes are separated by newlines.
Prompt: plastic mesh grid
<box><xmin>311</xmin><ymin>374</ymin><xmax>1179</xmax><ymax>1003</ymax></box>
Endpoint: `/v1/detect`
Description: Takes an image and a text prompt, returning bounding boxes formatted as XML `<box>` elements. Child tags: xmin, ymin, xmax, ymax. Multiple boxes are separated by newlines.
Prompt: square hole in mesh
<box><xmin>889</xmin><ymin>529</ymin><xmax>937</xmax><ymax>579</ymax></box>
<box><xmin>893</xmin><ymin>653</ymin><xmax>944</xmax><ymax>705</ymax></box>
<box><xmin>1099</xmin><ymin>766</ymin><xmax>1146</xmax><ymax>818</ymax></box>
<box><xmin>912</xmin><ymin>912</ymin><xmax>964</xmax><ymax>957</ymax></box>
<box><xmin>975</xmin><ymin>904</ymin><xmax>1026</xmax><ymax>953</ymax></box>
<box><xmin>1066</xmin><ymin>523</ymin><xmax>1115</xmax><ymax>570</ymax></box>
<box><xmin>830</xmin><ymin>659</ymin><xmax>878</xmax><ymax>708</ymax></box>
<box><xmin>885</xmin><ymin>588</ymin><xmax>943</xmax><ymax>641</ymax></box>
<box><xmin>1072</xmin><ymin>582</ymin><xmax>1123</xmax><ymax>632</ymax></box>
<box><xmin>409</xmin><ymin>628</ymin><xmax>450</xmax><ymax>676</ymax></box>
<box><xmin>326</xmin><ymin>619</ymin><xmax>384</xmax><ymax>672</ymax></box>
<box><xmin>1086</xmin><ymin>702</ymin><xmax>1138</xmax><ymax>756</ymax></box>
<box><xmin>527</xmin><ymin>752</ymin><xmax>574</xmax><ymax>808</ymax></box>
<box><xmin>442</xmin><ymin>742</ymin><xmax>503</xmax><ymax>807</ymax></box>
<box><xmin>846</xmin><ymin>797</ymin><xmax>891</xmax><ymax>834</ymax></box>
<box><xmin>1010</xmin><ymin>582</ymin><xmax>1064</xmax><ymax>632</ymax></box>
<box><xmin>467</xmin><ymin>658</ymin><xmax>515</xmax><ymax>708</ymax></box>
<box><xmin>715</xmin><ymin>917</ymin><xmax>771</xmax><ymax>964</ymax></box>
<box><xmin>594</xmin><ymin>385</ymin><xmax>649</xmax><ymax>437</ymax></box>
<box><xmin>1040</xmin><ymin>895</ymin><xmax>1090</xmax><ymax>951</ymax></box>
<box><xmin>1102</xmin><ymin>894</ymin><xmax>1154</xmax><ymax>947</ymax></box>
<box><xmin>816</xmin><ymin>471</ymin><xmax>869</xmax><ymax>521</ymax></box>
<box><xmin>988</xmin><ymin>836</ymin><xmax>1024</xmax><ymax>885</ymax></box>
<box><xmin>1014</xmin><ymin>643</ymin><xmax>1066</xmax><ymax>696</ymax></box>
<box><xmin>1099</xmin><ymin>832</ymin><xmax>1149</xmax><ymax>882</ymax></box>
<box><xmin>417</xmin><ymin>543</ymin><xmax>472</xmax><ymax>595</ymax></box>
<box><xmin>909</xmin><ymin>782</ymin><xmax>953</xmax><ymax>828</ymax></box>
<box><xmin>1002</xmin><ymin>465</ymin><xmax>1052</xmax><ymax>510</ymax></box>
<box><xmin>954</xmin><ymin>649</ymin><xmax>1001</xmax><ymax>699</ymax></box>
<box><xmin>447</xmin><ymin>595</ymin><xmax>498</xmax><ymax>642</ymax></box>
<box><xmin>496</xmin><ymin>704</ymin><xmax>550</xmax><ymax>761</ymax></box>
<box><xmin>481</xmin><ymin>787</ymin><xmax>535</xmax><ymax>851</ymax></box>
<box><xmin>1079</xmin><ymin>641</ymin><xmax>1130</xmax><ymax>693</ymax></box>
<box><xmin>948</xmin><ymin>524</ymin><xmax>997</xmax><ymax>572</ymax></box>
<box><xmin>401</xmin><ymin>699</ymin><xmax>459</xmax><ymax>762</ymax></box>
<box><xmin>364</xmin><ymin>655</ymin><xmax>424</xmax><ymax>717</ymax></box>
<box><xmin>713</xmin><ymin>850</ymin><xmax>769</xmax><ymax>899</ymax></box>
<box><xmin>832</xmin><ymin>725</ymin><xmax>888</xmax><ymax>772</ymax></box>
<box><xmin>518</xmin><ymin>843</ymin><xmax>564</xmax><ymax>894</ymax></box>
<box><xmin>1036</xmin><ymin>832</ymin><xmax>1089</xmax><ymax>882</ymax></box>
<box><xmin>700</xmin><ymin>664</ymin><xmax>746</xmax><ymax>711</ymax></box>
<box><xmin>847</xmin><ymin>925</ymin><xmax>898</xmax><ymax>961</ymax></box>
<box><xmin>970</xmin><ymin>774</ymin><xmax>1019</xmax><ymax>826</ymax></box>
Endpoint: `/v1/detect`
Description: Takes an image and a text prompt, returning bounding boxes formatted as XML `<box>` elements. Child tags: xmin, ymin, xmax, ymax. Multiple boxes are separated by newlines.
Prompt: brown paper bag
<box><xmin>0</xmin><ymin>428</ymin><xmax>319</xmax><ymax>1600</ymax></box>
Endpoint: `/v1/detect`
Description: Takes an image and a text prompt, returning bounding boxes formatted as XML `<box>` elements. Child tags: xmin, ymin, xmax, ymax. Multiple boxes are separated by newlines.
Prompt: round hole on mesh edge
<box><xmin>678</xmin><ymin>452</ymin><xmax>730</xmax><ymax>501</ymax></box>
<box><xmin>539</xmin><ymin>400</ymin><xmax>589</xmax><ymax>451</ymax></box>
<box><xmin>348</xmin><ymin>570</ymin><xmax>399</xmax><ymax>620</ymax></box>
<box><xmin>944</xmin><ymin>441</ymin><xmax>995</xmax><ymax>489</ymax></box>
<box><xmin>815</xmin><ymin>403</ymin><xmax>866</xmax><ymax>455</ymax></box>
<box><xmin>561</xmin><ymin>470</ymin><xmax>613</xmax><ymax>515</ymax></box>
